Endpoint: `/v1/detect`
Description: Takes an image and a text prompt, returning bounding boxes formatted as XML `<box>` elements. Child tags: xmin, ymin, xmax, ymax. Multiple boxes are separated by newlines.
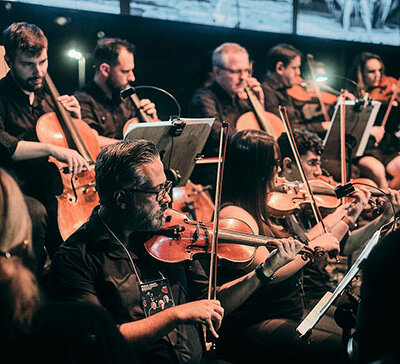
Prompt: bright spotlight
<box><xmin>67</xmin><ymin>49</ymin><xmax>83</xmax><ymax>60</ymax></box>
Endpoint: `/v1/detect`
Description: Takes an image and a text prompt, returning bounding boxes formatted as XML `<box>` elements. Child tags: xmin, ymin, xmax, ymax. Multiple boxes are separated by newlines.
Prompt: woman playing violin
<box><xmin>349</xmin><ymin>52</ymin><xmax>400</xmax><ymax>189</ymax></box>
<box><xmin>215</xmin><ymin>129</ymin><xmax>364</xmax><ymax>364</ymax></box>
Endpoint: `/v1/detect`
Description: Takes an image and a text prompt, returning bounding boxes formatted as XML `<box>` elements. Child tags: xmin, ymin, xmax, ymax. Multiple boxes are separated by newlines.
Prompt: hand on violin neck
<box><xmin>239</xmin><ymin>77</ymin><xmax>265</xmax><ymax>107</ymax></box>
<box><xmin>262</xmin><ymin>237</ymin><xmax>303</xmax><ymax>274</ymax></box>
<box><xmin>345</xmin><ymin>187</ymin><xmax>371</xmax><ymax>221</ymax></box>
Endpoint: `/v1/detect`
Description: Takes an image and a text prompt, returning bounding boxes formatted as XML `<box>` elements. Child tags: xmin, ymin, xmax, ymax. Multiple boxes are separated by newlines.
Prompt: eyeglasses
<box><xmin>126</xmin><ymin>180</ymin><xmax>173</xmax><ymax>202</ymax></box>
<box><xmin>305</xmin><ymin>159</ymin><xmax>322</xmax><ymax>167</ymax></box>
<box><xmin>219</xmin><ymin>66</ymin><xmax>252</xmax><ymax>76</ymax></box>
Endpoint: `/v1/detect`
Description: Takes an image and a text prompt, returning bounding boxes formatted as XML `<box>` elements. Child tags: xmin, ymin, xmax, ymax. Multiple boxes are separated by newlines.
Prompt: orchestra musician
<box><xmin>261</xmin><ymin>43</ymin><xmax>331</xmax><ymax>136</ymax></box>
<box><xmin>0</xmin><ymin>22</ymin><xmax>92</xmax><ymax>263</ymax></box>
<box><xmin>349</xmin><ymin>51</ymin><xmax>400</xmax><ymax>189</ymax></box>
<box><xmin>47</xmin><ymin>138</ymin><xmax>303</xmax><ymax>363</ymax></box>
<box><xmin>74</xmin><ymin>37</ymin><xmax>158</xmax><ymax>144</ymax></box>
<box><xmin>277</xmin><ymin>128</ymin><xmax>400</xmax><ymax>309</ymax></box>
<box><xmin>188</xmin><ymin>42</ymin><xmax>264</xmax><ymax>191</ymax></box>
<box><xmin>215</xmin><ymin>129</ymin><xmax>371</xmax><ymax>364</ymax></box>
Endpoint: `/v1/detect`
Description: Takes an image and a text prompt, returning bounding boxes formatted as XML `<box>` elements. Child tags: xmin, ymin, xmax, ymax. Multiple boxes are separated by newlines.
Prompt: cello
<box><xmin>36</xmin><ymin>73</ymin><xmax>100</xmax><ymax>240</ymax></box>
<box><xmin>236</xmin><ymin>85</ymin><xmax>285</xmax><ymax>138</ymax></box>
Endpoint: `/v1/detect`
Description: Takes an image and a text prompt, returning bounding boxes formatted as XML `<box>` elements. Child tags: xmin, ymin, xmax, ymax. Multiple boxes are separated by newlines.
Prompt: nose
<box><xmin>127</xmin><ymin>70</ymin><xmax>135</xmax><ymax>83</ymax></box>
<box><xmin>313</xmin><ymin>165</ymin><xmax>322</xmax><ymax>178</ymax></box>
<box><xmin>161</xmin><ymin>191</ymin><xmax>171</xmax><ymax>204</ymax></box>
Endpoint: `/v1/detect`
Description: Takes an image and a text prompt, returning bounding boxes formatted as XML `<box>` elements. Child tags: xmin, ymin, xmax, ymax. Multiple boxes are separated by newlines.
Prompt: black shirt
<box><xmin>262</xmin><ymin>72</ymin><xmax>326</xmax><ymax>135</ymax></box>
<box><xmin>75</xmin><ymin>81</ymin><xmax>138</xmax><ymax>139</ymax></box>
<box><xmin>49</xmin><ymin>207</ymin><xmax>209</xmax><ymax>363</ymax></box>
<box><xmin>188</xmin><ymin>80</ymin><xmax>251</xmax><ymax>158</ymax></box>
<box><xmin>0</xmin><ymin>72</ymin><xmax>59</xmax><ymax>197</ymax></box>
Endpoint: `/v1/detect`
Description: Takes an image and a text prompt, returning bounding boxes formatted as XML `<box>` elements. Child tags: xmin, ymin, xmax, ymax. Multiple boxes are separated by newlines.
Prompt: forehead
<box><xmin>14</xmin><ymin>48</ymin><xmax>47</xmax><ymax>63</ymax></box>
<box><xmin>223</xmin><ymin>51</ymin><xmax>249</xmax><ymax>67</ymax></box>
<box><xmin>139</xmin><ymin>157</ymin><xmax>166</xmax><ymax>187</ymax></box>
<box><xmin>301</xmin><ymin>150</ymin><xmax>319</xmax><ymax>160</ymax></box>
<box><xmin>364</xmin><ymin>58</ymin><xmax>381</xmax><ymax>71</ymax></box>
<box><xmin>115</xmin><ymin>48</ymin><xmax>134</xmax><ymax>68</ymax></box>
<box><xmin>287</xmin><ymin>55</ymin><xmax>301</xmax><ymax>68</ymax></box>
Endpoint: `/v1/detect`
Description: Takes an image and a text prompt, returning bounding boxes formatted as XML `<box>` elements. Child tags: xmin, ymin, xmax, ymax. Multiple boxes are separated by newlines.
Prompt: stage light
<box><xmin>67</xmin><ymin>49</ymin><xmax>85</xmax><ymax>88</ymax></box>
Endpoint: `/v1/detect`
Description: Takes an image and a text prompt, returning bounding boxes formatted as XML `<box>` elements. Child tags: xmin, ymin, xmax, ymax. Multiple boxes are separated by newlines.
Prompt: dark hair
<box><xmin>3</xmin><ymin>22</ymin><xmax>47</xmax><ymax>62</ymax></box>
<box><xmin>266</xmin><ymin>43</ymin><xmax>302</xmax><ymax>73</ymax></box>
<box><xmin>277</xmin><ymin>128</ymin><xmax>324</xmax><ymax>163</ymax></box>
<box><xmin>93</xmin><ymin>37</ymin><xmax>135</xmax><ymax>69</ymax></box>
<box><xmin>350</xmin><ymin>52</ymin><xmax>385</xmax><ymax>92</ymax></box>
<box><xmin>222</xmin><ymin>130</ymin><xmax>278</xmax><ymax>235</ymax></box>
<box><xmin>95</xmin><ymin>139</ymin><xmax>159</xmax><ymax>207</ymax></box>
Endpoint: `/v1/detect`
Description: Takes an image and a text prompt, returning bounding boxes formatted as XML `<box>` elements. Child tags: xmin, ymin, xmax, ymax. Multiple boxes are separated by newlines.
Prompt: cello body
<box><xmin>36</xmin><ymin>74</ymin><xmax>101</xmax><ymax>241</ymax></box>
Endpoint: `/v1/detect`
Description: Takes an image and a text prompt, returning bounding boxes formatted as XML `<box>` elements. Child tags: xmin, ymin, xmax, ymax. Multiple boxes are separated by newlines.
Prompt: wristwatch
<box><xmin>255</xmin><ymin>263</ymin><xmax>276</xmax><ymax>284</ymax></box>
<box><xmin>341</xmin><ymin>215</ymin><xmax>357</xmax><ymax>231</ymax></box>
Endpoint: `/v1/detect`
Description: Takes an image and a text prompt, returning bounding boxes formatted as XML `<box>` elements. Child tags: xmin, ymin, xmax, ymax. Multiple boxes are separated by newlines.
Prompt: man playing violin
<box><xmin>188</xmin><ymin>42</ymin><xmax>264</xmax><ymax>191</ymax></box>
<box><xmin>0</xmin><ymin>22</ymin><xmax>91</xmax><ymax>265</ymax></box>
<box><xmin>262</xmin><ymin>43</ymin><xmax>332</xmax><ymax>136</ymax></box>
<box><xmin>48</xmin><ymin>138</ymin><xmax>303</xmax><ymax>363</ymax></box>
<box><xmin>348</xmin><ymin>51</ymin><xmax>400</xmax><ymax>189</ymax></box>
<box><xmin>277</xmin><ymin>128</ymin><xmax>400</xmax><ymax>307</ymax></box>
<box><xmin>74</xmin><ymin>37</ymin><xmax>158</xmax><ymax>144</ymax></box>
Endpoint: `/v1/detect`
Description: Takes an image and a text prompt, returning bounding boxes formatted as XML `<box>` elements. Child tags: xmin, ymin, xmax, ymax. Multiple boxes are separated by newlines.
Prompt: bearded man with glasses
<box><xmin>48</xmin><ymin>138</ymin><xmax>303</xmax><ymax>363</ymax></box>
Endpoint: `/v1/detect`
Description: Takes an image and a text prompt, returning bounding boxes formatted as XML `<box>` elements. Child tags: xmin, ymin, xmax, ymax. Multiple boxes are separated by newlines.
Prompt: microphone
<box><xmin>120</xmin><ymin>86</ymin><xmax>136</xmax><ymax>99</ymax></box>
<box><xmin>334</xmin><ymin>183</ymin><xmax>355</xmax><ymax>199</ymax></box>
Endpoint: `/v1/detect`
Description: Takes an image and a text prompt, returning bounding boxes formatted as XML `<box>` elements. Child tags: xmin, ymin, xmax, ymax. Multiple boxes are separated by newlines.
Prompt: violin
<box><xmin>144</xmin><ymin>209</ymin><xmax>320</xmax><ymax>268</ymax></box>
<box><xmin>368</xmin><ymin>75</ymin><xmax>400</xmax><ymax>103</ymax></box>
<box><xmin>172</xmin><ymin>180</ymin><xmax>214</xmax><ymax>222</ymax></box>
<box><xmin>36</xmin><ymin>73</ymin><xmax>100</xmax><ymax>241</ymax></box>
<box><xmin>287</xmin><ymin>75</ymin><xmax>338</xmax><ymax>106</ymax></box>
<box><xmin>236</xmin><ymin>85</ymin><xmax>285</xmax><ymax>138</ymax></box>
<box><xmin>267</xmin><ymin>179</ymin><xmax>341</xmax><ymax>217</ymax></box>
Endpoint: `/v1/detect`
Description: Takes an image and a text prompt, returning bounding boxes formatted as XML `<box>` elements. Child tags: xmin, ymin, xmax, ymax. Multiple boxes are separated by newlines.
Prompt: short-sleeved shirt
<box><xmin>48</xmin><ymin>207</ymin><xmax>209</xmax><ymax>363</ymax></box>
<box><xmin>0</xmin><ymin>72</ymin><xmax>59</xmax><ymax>197</ymax></box>
<box><xmin>75</xmin><ymin>81</ymin><xmax>138</xmax><ymax>139</ymax></box>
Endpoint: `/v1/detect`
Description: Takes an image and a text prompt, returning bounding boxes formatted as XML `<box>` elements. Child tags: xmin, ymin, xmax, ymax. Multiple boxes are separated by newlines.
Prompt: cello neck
<box><xmin>44</xmin><ymin>73</ymin><xmax>93</xmax><ymax>163</ymax></box>
<box><xmin>244</xmin><ymin>86</ymin><xmax>275</xmax><ymax>136</ymax></box>
<box><xmin>129</xmin><ymin>91</ymin><xmax>154</xmax><ymax>123</ymax></box>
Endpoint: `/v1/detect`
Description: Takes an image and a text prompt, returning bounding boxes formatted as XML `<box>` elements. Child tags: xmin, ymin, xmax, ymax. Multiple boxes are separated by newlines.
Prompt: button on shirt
<box><xmin>49</xmin><ymin>207</ymin><xmax>209</xmax><ymax>363</ymax></box>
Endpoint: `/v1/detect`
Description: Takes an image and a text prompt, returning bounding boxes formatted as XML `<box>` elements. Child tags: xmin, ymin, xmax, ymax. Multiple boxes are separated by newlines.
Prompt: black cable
<box><xmin>352</xmin><ymin>182</ymin><xmax>397</xmax><ymax>232</ymax></box>
<box><xmin>134</xmin><ymin>85</ymin><xmax>181</xmax><ymax>120</ymax></box>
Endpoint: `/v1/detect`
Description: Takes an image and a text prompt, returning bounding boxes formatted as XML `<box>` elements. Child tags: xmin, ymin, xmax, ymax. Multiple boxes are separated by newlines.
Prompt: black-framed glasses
<box><xmin>219</xmin><ymin>66</ymin><xmax>252</xmax><ymax>76</ymax></box>
<box><xmin>126</xmin><ymin>180</ymin><xmax>173</xmax><ymax>201</ymax></box>
<box><xmin>305</xmin><ymin>158</ymin><xmax>322</xmax><ymax>167</ymax></box>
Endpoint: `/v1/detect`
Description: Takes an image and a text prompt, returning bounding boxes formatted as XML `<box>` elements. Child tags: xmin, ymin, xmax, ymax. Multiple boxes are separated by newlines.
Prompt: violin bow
<box><xmin>307</xmin><ymin>54</ymin><xmax>331</xmax><ymax>122</ymax></box>
<box><xmin>278</xmin><ymin>106</ymin><xmax>328</xmax><ymax>235</ymax></box>
<box><xmin>379</xmin><ymin>75</ymin><xmax>400</xmax><ymax>132</ymax></box>
<box><xmin>205</xmin><ymin>121</ymin><xmax>229</xmax><ymax>350</ymax></box>
<box><xmin>338</xmin><ymin>90</ymin><xmax>348</xmax><ymax>204</ymax></box>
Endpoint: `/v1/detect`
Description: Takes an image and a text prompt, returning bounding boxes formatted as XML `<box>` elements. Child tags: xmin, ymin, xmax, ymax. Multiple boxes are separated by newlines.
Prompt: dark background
<box><xmin>1</xmin><ymin>1</ymin><xmax>399</xmax><ymax>120</ymax></box>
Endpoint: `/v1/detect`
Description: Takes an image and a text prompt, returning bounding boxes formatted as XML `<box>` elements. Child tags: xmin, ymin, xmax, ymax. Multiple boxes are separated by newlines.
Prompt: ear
<box><xmin>282</xmin><ymin>157</ymin><xmax>293</xmax><ymax>172</ymax></box>
<box><xmin>99</xmin><ymin>62</ymin><xmax>111</xmax><ymax>78</ymax></box>
<box><xmin>276</xmin><ymin>61</ymin><xmax>285</xmax><ymax>75</ymax></box>
<box><xmin>213</xmin><ymin>66</ymin><xmax>221</xmax><ymax>77</ymax></box>
<box><xmin>113</xmin><ymin>190</ymin><xmax>127</xmax><ymax>209</ymax></box>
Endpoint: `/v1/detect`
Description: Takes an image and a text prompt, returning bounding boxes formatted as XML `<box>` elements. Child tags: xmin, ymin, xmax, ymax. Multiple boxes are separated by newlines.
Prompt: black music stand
<box><xmin>124</xmin><ymin>118</ymin><xmax>214</xmax><ymax>187</ymax></box>
<box><xmin>321</xmin><ymin>100</ymin><xmax>381</xmax><ymax>180</ymax></box>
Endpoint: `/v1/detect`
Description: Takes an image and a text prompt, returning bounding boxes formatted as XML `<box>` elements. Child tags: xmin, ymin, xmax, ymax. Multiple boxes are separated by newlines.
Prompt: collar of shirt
<box><xmin>84</xmin><ymin>80</ymin><xmax>123</xmax><ymax>105</ymax></box>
